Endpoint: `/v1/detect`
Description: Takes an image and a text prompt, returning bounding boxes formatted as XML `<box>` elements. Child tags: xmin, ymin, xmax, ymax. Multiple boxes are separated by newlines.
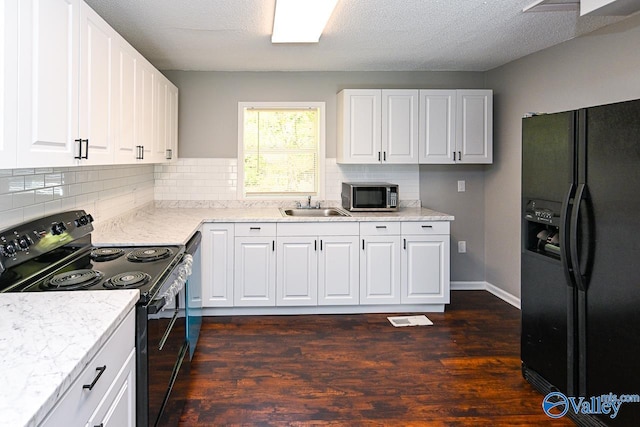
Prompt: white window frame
<box><xmin>237</xmin><ymin>101</ymin><xmax>326</xmax><ymax>200</ymax></box>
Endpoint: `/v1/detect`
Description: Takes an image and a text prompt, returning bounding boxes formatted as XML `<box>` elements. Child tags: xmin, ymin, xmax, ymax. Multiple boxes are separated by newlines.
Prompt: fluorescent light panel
<box><xmin>272</xmin><ymin>0</ymin><xmax>338</xmax><ymax>43</ymax></box>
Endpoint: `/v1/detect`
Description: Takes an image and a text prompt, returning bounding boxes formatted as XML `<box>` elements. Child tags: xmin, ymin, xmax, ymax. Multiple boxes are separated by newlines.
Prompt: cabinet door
<box><xmin>201</xmin><ymin>224</ymin><xmax>234</xmax><ymax>307</ymax></box>
<box><xmin>382</xmin><ymin>90</ymin><xmax>418</xmax><ymax>163</ymax></box>
<box><xmin>456</xmin><ymin>90</ymin><xmax>493</xmax><ymax>164</ymax></box>
<box><xmin>79</xmin><ymin>3</ymin><xmax>116</xmax><ymax>165</ymax></box>
<box><xmin>166</xmin><ymin>83</ymin><xmax>179</xmax><ymax>161</ymax></box>
<box><xmin>153</xmin><ymin>75</ymin><xmax>169</xmax><ymax>162</ymax></box>
<box><xmin>86</xmin><ymin>349</ymin><xmax>136</xmax><ymax>427</ymax></box>
<box><xmin>337</xmin><ymin>89</ymin><xmax>381</xmax><ymax>164</ymax></box>
<box><xmin>17</xmin><ymin>0</ymin><xmax>80</xmax><ymax>167</ymax></box>
<box><xmin>234</xmin><ymin>237</ymin><xmax>276</xmax><ymax>306</ymax></box>
<box><xmin>0</xmin><ymin>0</ymin><xmax>18</xmax><ymax>169</ymax></box>
<box><xmin>360</xmin><ymin>235</ymin><xmax>401</xmax><ymax>304</ymax></box>
<box><xmin>401</xmin><ymin>235</ymin><xmax>450</xmax><ymax>304</ymax></box>
<box><xmin>276</xmin><ymin>237</ymin><xmax>318</xmax><ymax>306</ymax></box>
<box><xmin>113</xmin><ymin>40</ymin><xmax>138</xmax><ymax>163</ymax></box>
<box><xmin>418</xmin><ymin>90</ymin><xmax>456</xmax><ymax>164</ymax></box>
<box><xmin>136</xmin><ymin>59</ymin><xmax>155</xmax><ymax>162</ymax></box>
<box><xmin>318</xmin><ymin>235</ymin><xmax>359</xmax><ymax>305</ymax></box>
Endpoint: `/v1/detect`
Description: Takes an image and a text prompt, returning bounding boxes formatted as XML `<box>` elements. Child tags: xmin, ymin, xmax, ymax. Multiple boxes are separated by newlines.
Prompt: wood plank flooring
<box><xmin>179</xmin><ymin>291</ymin><xmax>574</xmax><ymax>426</ymax></box>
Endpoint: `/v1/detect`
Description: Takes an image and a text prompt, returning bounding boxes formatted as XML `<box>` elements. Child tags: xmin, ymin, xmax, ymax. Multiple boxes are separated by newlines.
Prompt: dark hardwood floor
<box><xmin>179</xmin><ymin>291</ymin><xmax>574</xmax><ymax>426</ymax></box>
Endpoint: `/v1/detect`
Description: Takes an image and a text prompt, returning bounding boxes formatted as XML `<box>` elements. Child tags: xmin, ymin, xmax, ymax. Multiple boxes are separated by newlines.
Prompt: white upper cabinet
<box><xmin>0</xmin><ymin>0</ymin><xmax>18</xmax><ymax>169</ymax></box>
<box><xmin>78</xmin><ymin>3</ymin><xmax>118</xmax><ymax>165</ymax></box>
<box><xmin>418</xmin><ymin>90</ymin><xmax>456</xmax><ymax>164</ymax></box>
<box><xmin>337</xmin><ymin>89</ymin><xmax>418</xmax><ymax>164</ymax></box>
<box><xmin>456</xmin><ymin>90</ymin><xmax>493</xmax><ymax>164</ymax></box>
<box><xmin>17</xmin><ymin>0</ymin><xmax>81</xmax><ymax>167</ymax></box>
<box><xmin>13</xmin><ymin>0</ymin><xmax>177</xmax><ymax>168</ymax></box>
<box><xmin>420</xmin><ymin>89</ymin><xmax>492</xmax><ymax>164</ymax></box>
<box><xmin>382</xmin><ymin>90</ymin><xmax>419</xmax><ymax>163</ymax></box>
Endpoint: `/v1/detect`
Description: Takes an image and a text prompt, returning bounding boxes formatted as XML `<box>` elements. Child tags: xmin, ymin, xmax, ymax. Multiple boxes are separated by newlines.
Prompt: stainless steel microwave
<box><xmin>341</xmin><ymin>182</ymin><xmax>398</xmax><ymax>212</ymax></box>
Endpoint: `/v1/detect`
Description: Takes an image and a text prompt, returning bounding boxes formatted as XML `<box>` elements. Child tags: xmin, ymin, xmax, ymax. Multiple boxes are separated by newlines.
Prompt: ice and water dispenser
<box><xmin>523</xmin><ymin>199</ymin><xmax>562</xmax><ymax>259</ymax></box>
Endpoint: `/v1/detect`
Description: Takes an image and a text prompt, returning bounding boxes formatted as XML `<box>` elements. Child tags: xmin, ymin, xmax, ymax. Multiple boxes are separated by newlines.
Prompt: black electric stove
<box><xmin>0</xmin><ymin>210</ymin><xmax>194</xmax><ymax>427</ymax></box>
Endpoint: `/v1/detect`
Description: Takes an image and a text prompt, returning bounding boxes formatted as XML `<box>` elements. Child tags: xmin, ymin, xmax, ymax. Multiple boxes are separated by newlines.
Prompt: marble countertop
<box><xmin>92</xmin><ymin>204</ymin><xmax>455</xmax><ymax>245</ymax></box>
<box><xmin>0</xmin><ymin>290</ymin><xmax>139</xmax><ymax>427</ymax></box>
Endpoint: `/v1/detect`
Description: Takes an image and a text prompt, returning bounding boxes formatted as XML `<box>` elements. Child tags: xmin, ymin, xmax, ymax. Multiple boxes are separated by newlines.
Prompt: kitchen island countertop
<box><xmin>92</xmin><ymin>204</ymin><xmax>454</xmax><ymax>245</ymax></box>
<box><xmin>0</xmin><ymin>290</ymin><xmax>139</xmax><ymax>427</ymax></box>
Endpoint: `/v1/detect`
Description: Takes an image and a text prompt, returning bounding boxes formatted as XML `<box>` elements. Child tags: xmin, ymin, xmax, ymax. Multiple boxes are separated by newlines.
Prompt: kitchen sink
<box><xmin>279</xmin><ymin>207</ymin><xmax>351</xmax><ymax>217</ymax></box>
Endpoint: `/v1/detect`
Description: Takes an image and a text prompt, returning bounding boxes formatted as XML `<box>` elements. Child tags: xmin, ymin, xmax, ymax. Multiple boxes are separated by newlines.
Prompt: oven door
<box><xmin>146</xmin><ymin>297</ymin><xmax>190</xmax><ymax>427</ymax></box>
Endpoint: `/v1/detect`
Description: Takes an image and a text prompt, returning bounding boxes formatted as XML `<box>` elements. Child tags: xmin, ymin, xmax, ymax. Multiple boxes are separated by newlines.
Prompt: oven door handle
<box><xmin>158</xmin><ymin>308</ymin><xmax>180</xmax><ymax>351</ymax></box>
<box><xmin>148</xmin><ymin>297</ymin><xmax>167</xmax><ymax>315</ymax></box>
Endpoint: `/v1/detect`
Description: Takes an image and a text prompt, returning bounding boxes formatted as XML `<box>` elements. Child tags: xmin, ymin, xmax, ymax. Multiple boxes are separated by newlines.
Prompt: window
<box><xmin>238</xmin><ymin>102</ymin><xmax>325</xmax><ymax>198</ymax></box>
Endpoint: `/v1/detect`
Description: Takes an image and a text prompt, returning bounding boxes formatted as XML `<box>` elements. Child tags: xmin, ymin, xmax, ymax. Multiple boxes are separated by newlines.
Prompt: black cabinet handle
<box><xmin>383</xmin><ymin>151</ymin><xmax>386</xmax><ymax>161</ymax></box>
<box><xmin>82</xmin><ymin>139</ymin><xmax>89</xmax><ymax>159</ymax></box>
<box><xmin>421</xmin><ymin>225</ymin><xmax>433</xmax><ymax>229</ymax></box>
<box><xmin>166</xmin><ymin>149</ymin><xmax>172</xmax><ymax>160</ymax></box>
<box><xmin>452</xmin><ymin>151</ymin><xmax>455</xmax><ymax>162</ymax></box>
<box><xmin>249</xmin><ymin>227</ymin><xmax>261</xmax><ymax>230</ymax></box>
<box><xmin>403</xmin><ymin>238</ymin><xmax>406</xmax><ymax>250</ymax></box>
<box><xmin>362</xmin><ymin>239</ymin><xmax>365</xmax><ymax>250</ymax></box>
<box><xmin>320</xmin><ymin>240</ymin><xmax>323</xmax><ymax>251</ymax></box>
<box><xmin>375</xmin><ymin>225</ymin><xmax>387</xmax><ymax>229</ymax></box>
<box><xmin>74</xmin><ymin>139</ymin><xmax>83</xmax><ymax>159</ymax></box>
<box><xmin>378</xmin><ymin>152</ymin><xmax>381</xmax><ymax>161</ymax></box>
<box><xmin>314</xmin><ymin>240</ymin><xmax>317</xmax><ymax>251</ymax></box>
<box><xmin>94</xmin><ymin>424</ymin><xmax>104</xmax><ymax>427</ymax></box>
<box><xmin>83</xmin><ymin>365</ymin><xmax>106</xmax><ymax>391</ymax></box>
<box><xmin>458</xmin><ymin>151</ymin><xmax>461</xmax><ymax>161</ymax></box>
<box><xmin>272</xmin><ymin>240</ymin><xmax>275</xmax><ymax>251</ymax></box>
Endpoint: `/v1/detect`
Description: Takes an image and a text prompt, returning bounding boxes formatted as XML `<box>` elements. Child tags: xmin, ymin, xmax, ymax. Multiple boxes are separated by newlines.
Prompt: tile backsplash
<box><xmin>0</xmin><ymin>165</ymin><xmax>154</xmax><ymax>229</ymax></box>
<box><xmin>154</xmin><ymin>158</ymin><xmax>420</xmax><ymax>203</ymax></box>
<box><xmin>0</xmin><ymin>158</ymin><xmax>421</xmax><ymax>229</ymax></box>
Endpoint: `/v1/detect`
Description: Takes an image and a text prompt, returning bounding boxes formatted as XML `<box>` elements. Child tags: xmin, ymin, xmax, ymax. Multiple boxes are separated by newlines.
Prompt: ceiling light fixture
<box><xmin>272</xmin><ymin>0</ymin><xmax>339</xmax><ymax>43</ymax></box>
<box><xmin>522</xmin><ymin>0</ymin><xmax>579</xmax><ymax>12</ymax></box>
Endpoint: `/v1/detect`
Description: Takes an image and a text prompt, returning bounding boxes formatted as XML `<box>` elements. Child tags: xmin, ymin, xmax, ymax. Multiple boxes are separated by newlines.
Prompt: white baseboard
<box><xmin>451</xmin><ymin>281</ymin><xmax>521</xmax><ymax>309</ymax></box>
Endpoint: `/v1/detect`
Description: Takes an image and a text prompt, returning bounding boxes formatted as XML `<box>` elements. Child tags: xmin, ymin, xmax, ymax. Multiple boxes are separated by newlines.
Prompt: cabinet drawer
<box><xmin>360</xmin><ymin>222</ymin><xmax>400</xmax><ymax>235</ymax></box>
<box><xmin>401</xmin><ymin>221</ymin><xmax>450</xmax><ymax>235</ymax></box>
<box><xmin>235</xmin><ymin>223</ymin><xmax>277</xmax><ymax>236</ymax></box>
<box><xmin>40</xmin><ymin>310</ymin><xmax>135</xmax><ymax>427</ymax></box>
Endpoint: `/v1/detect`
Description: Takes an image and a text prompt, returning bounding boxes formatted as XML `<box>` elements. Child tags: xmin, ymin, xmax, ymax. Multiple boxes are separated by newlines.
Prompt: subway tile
<box><xmin>23</xmin><ymin>204</ymin><xmax>45</xmax><ymax>222</ymax></box>
<box><xmin>13</xmin><ymin>191</ymin><xmax>35</xmax><ymax>208</ymax></box>
<box><xmin>12</xmin><ymin>168</ymin><xmax>35</xmax><ymax>176</ymax></box>
<box><xmin>35</xmin><ymin>188</ymin><xmax>54</xmax><ymax>204</ymax></box>
<box><xmin>44</xmin><ymin>173</ymin><xmax>63</xmax><ymax>187</ymax></box>
<box><xmin>44</xmin><ymin>199</ymin><xmax>62</xmax><ymax>215</ymax></box>
<box><xmin>0</xmin><ymin>176</ymin><xmax>25</xmax><ymax>193</ymax></box>
<box><xmin>0</xmin><ymin>194</ymin><xmax>13</xmax><ymax>211</ymax></box>
<box><xmin>0</xmin><ymin>208</ymin><xmax>23</xmax><ymax>229</ymax></box>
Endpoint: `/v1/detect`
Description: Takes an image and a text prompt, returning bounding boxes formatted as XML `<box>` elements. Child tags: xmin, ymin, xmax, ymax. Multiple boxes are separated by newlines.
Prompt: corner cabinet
<box><xmin>338</xmin><ymin>88</ymin><xmax>492</xmax><ymax>165</ymax></box>
<box><xmin>337</xmin><ymin>89</ymin><xmax>419</xmax><ymax>164</ymax></box>
<box><xmin>14</xmin><ymin>0</ymin><xmax>177</xmax><ymax>168</ymax></box>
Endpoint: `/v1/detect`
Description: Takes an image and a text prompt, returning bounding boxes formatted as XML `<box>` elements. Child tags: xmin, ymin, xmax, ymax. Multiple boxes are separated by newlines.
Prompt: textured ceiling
<box><xmin>83</xmin><ymin>0</ymin><xmax>626</xmax><ymax>72</ymax></box>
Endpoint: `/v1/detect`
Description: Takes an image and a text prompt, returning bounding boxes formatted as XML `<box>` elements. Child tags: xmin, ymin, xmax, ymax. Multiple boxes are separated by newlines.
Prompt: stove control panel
<box><xmin>0</xmin><ymin>210</ymin><xmax>94</xmax><ymax>270</ymax></box>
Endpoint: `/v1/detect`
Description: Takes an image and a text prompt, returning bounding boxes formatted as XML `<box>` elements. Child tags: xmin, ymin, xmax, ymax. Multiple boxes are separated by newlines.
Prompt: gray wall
<box><xmin>163</xmin><ymin>71</ymin><xmax>485</xmax><ymax>158</ymax></box>
<box><xmin>420</xmin><ymin>165</ymin><xmax>486</xmax><ymax>282</ymax></box>
<box><xmin>484</xmin><ymin>13</ymin><xmax>640</xmax><ymax>298</ymax></box>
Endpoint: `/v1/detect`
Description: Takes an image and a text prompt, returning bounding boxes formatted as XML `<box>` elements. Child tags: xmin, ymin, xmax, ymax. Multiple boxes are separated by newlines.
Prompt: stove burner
<box><xmin>91</xmin><ymin>248</ymin><xmax>125</xmax><ymax>262</ymax></box>
<box><xmin>41</xmin><ymin>269</ymin><xmax>104</xmax><ymax>291</ymax></box>
<box><xmin>104</xmin><ymin>271</ymin><xmax>151</xmax><ymax>289</ymax></box>
<box><xmin>127</xmin><ymin>247</ymin><xmax>173</xmax><ymax>263</ymax></box>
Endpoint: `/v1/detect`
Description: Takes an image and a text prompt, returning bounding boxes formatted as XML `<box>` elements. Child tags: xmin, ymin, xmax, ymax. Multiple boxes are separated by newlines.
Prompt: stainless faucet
<box><xmin>295</xmin><ymin>196</ymin><xmax>320</xmax><ymax>209</ymax></box>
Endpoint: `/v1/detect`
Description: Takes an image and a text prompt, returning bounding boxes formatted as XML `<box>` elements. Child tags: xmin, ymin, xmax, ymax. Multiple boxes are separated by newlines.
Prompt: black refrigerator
<box><xmin>521</xmin><ymin>98</ymin><xmax>640</xmax><ymax>426</ymax></box>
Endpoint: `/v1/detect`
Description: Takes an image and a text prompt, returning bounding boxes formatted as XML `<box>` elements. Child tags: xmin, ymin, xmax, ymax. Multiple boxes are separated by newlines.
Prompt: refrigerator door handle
<box><xmin>570</xmin><ymin>183</ymin><xmax>587</xmax><ymax>292</ymax></box>
<box><xmin>561</xmin><ymin>184</ymin><xmax>577</xmax><ymax>288</ymax></box>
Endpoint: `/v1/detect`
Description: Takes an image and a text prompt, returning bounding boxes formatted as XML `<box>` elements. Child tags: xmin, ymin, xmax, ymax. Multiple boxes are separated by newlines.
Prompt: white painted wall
<box><xmin>484</xmin><ymin>13</ymin><xmax>640</xmax><ymax>299</ymax></box>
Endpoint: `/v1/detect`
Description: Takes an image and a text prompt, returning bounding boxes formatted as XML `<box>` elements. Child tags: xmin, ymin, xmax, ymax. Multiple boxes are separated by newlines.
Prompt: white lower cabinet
<box><xmin>277</xmin><ymin>223</ymin><xmax>360</xmax><ymax>306</ymax></box>
<box><xmin>40</xmin><ymin>309</ymin><xmax>135</xmax><ymax>427</ymax></box>
<box><xmin>201</xmin><ymin>223</ymin><xmax>234</xmax><ymax>307</ymax></box>
<box><xmin>401</xmin><ymin>221</ymin><xmax>450</xmax><ymax>304</ymax></box>
<box><xmin>359</xmin><ymin>222</ymin><xmax>402</xmax><ymax>305</ymax></box>
<box><xmin>201</xmin><ymin>220</ymin><xmax>450</xmax><ymax>312</ymax></box>
<box><xmin>234</xmin><ymin>223</ymin><xmax>276</xmax><ymax>306</ymax></box>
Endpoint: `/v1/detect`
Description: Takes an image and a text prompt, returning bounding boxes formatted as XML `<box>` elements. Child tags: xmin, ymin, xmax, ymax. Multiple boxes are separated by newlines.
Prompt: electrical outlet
<box><xmin>457</xmin><ymin>180</ymin><xmax>465</xmax><ymax>192</ymax></box>
<box><xmin>458</xmin><ymin>241</ymin><xmax>467</xmax><ymax>253</ymax></box>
